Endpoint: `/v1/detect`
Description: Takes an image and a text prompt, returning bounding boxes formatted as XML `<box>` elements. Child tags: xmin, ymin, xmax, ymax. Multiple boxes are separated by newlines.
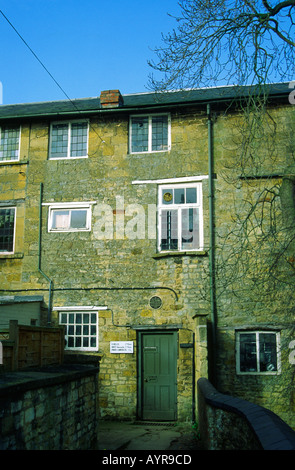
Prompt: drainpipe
<box><xmin>39</xmin><ymin>183</ymin><xmax>53</xmax><ymax>325</ymax></box>
<box><xmin>207</xmin><ymin>103</ymin><xmax>217</xmax><ymax>385</ymax></box>
<box><xmin>192</xmin><ymin>332</ymin><xmax>196</xmax><ymax>422</ymax></box>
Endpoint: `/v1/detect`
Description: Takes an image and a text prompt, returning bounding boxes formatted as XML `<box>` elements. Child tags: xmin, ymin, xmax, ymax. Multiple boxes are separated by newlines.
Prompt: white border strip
<box><xmin>53</xmin><ymin>306</ymin><xmax>108</xmax><ymax>311</ymax></box>
<box><xmin>132</xmin><ymin>175</ymin><xmax>209</xmax><ymax>185</ymax></box>
<box><xmin>42</xmin><ymin>201</ymin><xmax>97</xmax><ymax>207</ymax></box>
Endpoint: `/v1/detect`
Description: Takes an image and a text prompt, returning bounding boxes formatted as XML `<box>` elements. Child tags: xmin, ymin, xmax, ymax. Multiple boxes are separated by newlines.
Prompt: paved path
<box><xmin>97</xmin><ymin>421</ymin><xmax>203</xmax><ymax>451</ymax></box>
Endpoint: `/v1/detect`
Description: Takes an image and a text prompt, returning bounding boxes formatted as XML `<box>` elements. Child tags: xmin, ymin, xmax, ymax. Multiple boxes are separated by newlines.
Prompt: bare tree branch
<box><xmin>148</xmin><ymin>0</ymin><xmax>295</xmax><ymax>90</ymax></box>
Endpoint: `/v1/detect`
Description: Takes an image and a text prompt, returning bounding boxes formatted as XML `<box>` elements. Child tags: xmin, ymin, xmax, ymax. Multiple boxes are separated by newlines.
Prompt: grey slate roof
<box><xmin>0</xmin><ymin>295</ymin><xmax>43</xmax><ymax>305</ymax></box>
<box><xmin>0</xmin><ymin>82</ymin><xmax>291</xmax><ymax>121</ymax></box>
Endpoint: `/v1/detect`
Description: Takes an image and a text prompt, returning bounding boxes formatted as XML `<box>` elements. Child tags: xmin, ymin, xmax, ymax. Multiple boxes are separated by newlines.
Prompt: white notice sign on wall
<box><xmin>110</xmin><ymin>341</ymin><xmax>134</xmax><ymax>354</ymax></box>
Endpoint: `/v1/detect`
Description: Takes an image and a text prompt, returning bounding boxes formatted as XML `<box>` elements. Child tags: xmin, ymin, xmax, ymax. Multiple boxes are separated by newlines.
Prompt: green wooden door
<box><xmin>140</xmin><ymin>331</ymin><xmax>177</xmax><ymax>421</ymax></box>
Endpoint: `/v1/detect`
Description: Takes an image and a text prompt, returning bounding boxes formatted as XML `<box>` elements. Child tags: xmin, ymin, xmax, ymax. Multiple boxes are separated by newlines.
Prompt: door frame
<box><xmin>137</xmin><ymin>329</ymin><xmax>178</xmax><ymax>421</ymax></box>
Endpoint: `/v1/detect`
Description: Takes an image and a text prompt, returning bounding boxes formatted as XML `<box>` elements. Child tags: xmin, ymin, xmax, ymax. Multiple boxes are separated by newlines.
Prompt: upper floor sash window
<box><xmin>0</xmin><ymin>126</ymin><xmax>20</xmax><ymax>162</ymax></box>
<box><xmin>0</xmin><ymin>207</ymin><xmax>16</xmax><ymax>253</ymax></box>
<box><xmin>158</xmin><ymin>183</ymin><xmax>203</xmax><ymax>252</ymax></box>
<box><xmin>130</xmin><ymin>114</ymin><xmax>171</xmax><ymax>153</ymax></box>
<box><xmin>49</xmin><ymin>121</ymin><xmax>88</xmax><ymax>159</ymax></box>
<box><xmin>46</xmin><ymin>202</ymin><xmax>95</xmax><ymax>232</ymax></box>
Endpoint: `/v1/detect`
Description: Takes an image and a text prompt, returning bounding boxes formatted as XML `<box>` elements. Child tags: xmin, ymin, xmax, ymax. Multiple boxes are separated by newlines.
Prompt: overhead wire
<box><xmin>0</xmin><ymin>9</ymin><xmax>105</xmax><ymax>143</ymax></box>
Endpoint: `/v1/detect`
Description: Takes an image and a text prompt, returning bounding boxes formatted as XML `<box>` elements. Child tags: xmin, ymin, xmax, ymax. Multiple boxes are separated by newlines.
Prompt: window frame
<box><xmin>129</xmin><ymin>113</ymin><xmax>171</xmax><ymax>154</ymax></box>
<box><xmin>157</xmin><ymin>182</ymin><xmax>203</xmax><ymax>253</ymax></box>
<box><xmin>56</xmin><ymin>306</ymin><xmax>103</xmax><ymax>352</ymax></box>
<box><xmin>49</xmin><ymin>119</ymin><xmax>89</xmax><ymax>160</ymax></box>
<box><xmin>46</xmin><ymin>202</ymin><xmax>95</xmax><ymax>233</ymax></box>
<box><xmin>0</xmin><ymin>125</ymin><xmax>21</xmax><ymax>163</ymax></box>
<box><xmin>236</xmin><ymin>330</ymin><xmax>281</xmax><ymax>375</ymax></box>
<box><xmin>0</xmin><ymin>206</ymin><xmax>16</xmax><ymax>254</ymax></box>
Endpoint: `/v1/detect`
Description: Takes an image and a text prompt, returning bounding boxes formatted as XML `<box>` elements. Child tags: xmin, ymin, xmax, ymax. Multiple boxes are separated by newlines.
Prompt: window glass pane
<box><xmin>174</xmin><ymin>188</ymin><xmax>185</xmax><ymax>204</ymax></box>
<box><xmin>161</xmin><ymin>209</ymin><xmax>178</xmax><ymax>250</ymax></box>
<box><xmin>91</xmin><ymin>313</ymin><xmax>96</xmax><ymax>324</ymax></box>
<box><xmin>131</xmin><ymin>117</ymin><xmax>148</xmax><ymax>152</ymax></box>
<box><xmin>259</xmin><ymin>333</ymin><xmax>277</xmax><ymax>372</ymax></box>
<box><xmin>90</xmin><ymin>337</ymin><xmax>96</xmax><ymax>347</ymax></box>
<box><xmin>0</xmin><ymin>208</ymin><xmax>15</xmax><ymax>252</ymax></box>
<box><xmin>76</xmin><ymin>325</ymin><xmax>81</xmax><ymax>335</ymax></box>
<box><xmin>52</xmin><ymin>210</ymin><xmax>70</xmax><ymax>230</ymax></box>
<box><xmin>0</xmin><ymin>127</ymin><xmax>20</xmax><ymax>161</ymax></box>
<box><xmin>181</xmin><ymin>208</ymin><xmax>200</xmax><ymax>250</ymax></box>
<box><xmin>83</xmin><ymin>313</ymin><xmax>89</xmax><ymax>323</ymax></box>
<box><xmin>75</xmin><ymin>337</ymin><xmax>82</xmax><ymax>348</ymax></box>
<box><xmin>76</xmin><ymin>313</ymin><xmax>82</xmax><ymax>324</ymax></box>
<box><xmin>240</xmin><ymin>333</ymin><xmax>257</xmax><ymax>372</ymax></box>
<box><xmin>69</xmin><ymin>313</ymin><xmax>74</xmax><ymax>324</ymax></box>
<box><xmin>50</xmin><ymin>124</ymin><xmax>68</xmax><ymax>158</ymax></box>
<box><xmin>70</xmin><ymin>122</ymin><xmax>88</xmax><ymax>157</ymax></box>
<box><xmin>83</xmin><ymin>325</ymin><xmax>89</xmax><ymax>335</ymax></box>
<box><xmin>70</xmin><ymin>210</ymin><xmax>87</xmax><ymax>229</ymax></box>
<box><xmin>68</xmin><ymin>336</ymin><xmax>74</xmax><ymax>347</ymax></box>
<box><xmin>60</xmin><ymin>313</ymin><xmax>67</xmax><ymax>324</ymax></box>
<box><xmin>186</xmin><ymin>187</ymin><xmax>197</xmax><ymax>203</ymax></box>
<box><xmin>152</xmin><ymin>115</ymin><xmax>168</xmax><ymax>151</ymax></box>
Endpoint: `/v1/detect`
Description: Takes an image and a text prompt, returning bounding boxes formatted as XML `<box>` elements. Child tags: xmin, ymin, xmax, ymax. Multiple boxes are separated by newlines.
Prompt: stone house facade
<box><xmin>0</xmin><ymin>83</ymin><xmax>294</xmax><ymax>427</ymax></box>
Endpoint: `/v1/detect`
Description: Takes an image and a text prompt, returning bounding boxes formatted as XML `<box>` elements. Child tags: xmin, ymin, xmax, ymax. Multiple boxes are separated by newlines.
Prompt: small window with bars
<box><xmin>0</xmin><ymin>126</ymin><xmax>20</xmax><ymax>162</ymax></box>
<box><xmin>60</xmin><ymin>311</ymin><xmax>98</xmax><ymax>351</ymax></box>
<box><xmin>0</xmin><ymin>207</ymin><xmax>15</xmax><ymax>253</ymax></box>
<box><xmin>49</xmin><ymin>121</ymin><xmax>88</xmax><ymax>159</ymax></box>
<box><xmin>130</xmin><ymin>114</ymin><xmax>170</xmax><ymax>153</ymax></box>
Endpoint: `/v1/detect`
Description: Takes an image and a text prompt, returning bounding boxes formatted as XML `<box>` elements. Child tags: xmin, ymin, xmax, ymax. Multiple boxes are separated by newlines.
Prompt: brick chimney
<box><xmin>100</xmin><ymin>90</ymin><xmax>123</xmax><ymax>108</ymax></box>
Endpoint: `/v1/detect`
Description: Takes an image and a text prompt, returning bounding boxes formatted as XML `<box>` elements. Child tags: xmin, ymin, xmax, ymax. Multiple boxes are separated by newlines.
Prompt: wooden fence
<box><xmin>0</xmin><ymin>320</ymin><xmax>65</xmax><ymax>372</ymax></box>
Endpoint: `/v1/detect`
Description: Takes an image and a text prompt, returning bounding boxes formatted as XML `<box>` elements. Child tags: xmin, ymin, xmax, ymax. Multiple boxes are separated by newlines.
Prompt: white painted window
<box><xmin>0</xmin><ymin>126</ymin><xmax>20</xmax><ymax>162</ymax></box>
<box><xmin>158</xmin><ymin>183</ymin><xmax>203</xmax><ymax>252</ymax></box>
<box><xmin>0</xmin><ymin>207</ymin><xmax>16</xmax><ymax>253</ymax></box>
<box><xmin>49</xmin><ymin>120</ymin><xmax>88</xmax><ymax>159</ymax></box>
<box><xmin>130</xmin><ymin>114</ymin><xmax>171</xmax><ymax>153</ymax></box>
<box><xmin>58</xmin><ymin>307</ymin><xmax>100</xmax><ymax>351</ymax></box>
<box><xmin>47</xmin><ymin>202</ymin><xmax>94</xmax><ymax>232</ymax></box>
<box><xmin>236</xmin><ymin>331</ymin><xmax>281</xmax><ymax>375</ymax></box>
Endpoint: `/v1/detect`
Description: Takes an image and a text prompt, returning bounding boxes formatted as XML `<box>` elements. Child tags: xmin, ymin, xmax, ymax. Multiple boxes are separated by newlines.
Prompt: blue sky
<box><xmin>0</xmin><ymin>0</ymin><xmax>181</xmax><ymax>105</ymax></box>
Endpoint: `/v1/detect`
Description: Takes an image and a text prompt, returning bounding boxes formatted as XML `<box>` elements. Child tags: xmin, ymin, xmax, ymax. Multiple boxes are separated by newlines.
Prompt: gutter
<box><xmin>38</xmin><ymin>183</ymin><xmax>53</xmax><ymax>325</ymax></box>
<box><xmin>207</xmin><ymin>103</ymin><xmax>217</xmax><ymax>385</ymax></box>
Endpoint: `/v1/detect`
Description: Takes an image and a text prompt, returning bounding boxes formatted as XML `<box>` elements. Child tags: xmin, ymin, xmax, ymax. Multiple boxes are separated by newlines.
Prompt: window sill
<box><xmin>0</xmin><ymin>252</ymin><xmax>24</xmax><ymax>259</ymax></box>
<box><xmin>153</xmin><ymin>250</ymin><xmax>208</xmax><ymax>259</ymax></box>
<box><xmin>64</xmin><ymin>351</ymin><xmax>101</xmax><ymax>365</ymax></box>
<box><xmin>129</xmin><ymin>150</ymin><xmax>170</xmax><ymax>155</ymax></box>
<box><xmin>0</xmin><ymin>159</ymin><xmax>29</xmax><ymax>167</ymax></box>
<box><xmin>48</xmin><ymin>156</ymin><xmax>88</xmax><ymax>161</ymax></box>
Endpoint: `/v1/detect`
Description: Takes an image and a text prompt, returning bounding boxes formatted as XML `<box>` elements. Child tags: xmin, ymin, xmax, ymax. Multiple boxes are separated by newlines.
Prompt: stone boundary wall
<box><xmin>197</xmin><ymin>378</ymin><xmax>295</xmax><ymax>450</ymax></box>
<box><xmin>0</xmin><ymin>364</ymin><xmax>99</xmax><ymax>450</ymax></box>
